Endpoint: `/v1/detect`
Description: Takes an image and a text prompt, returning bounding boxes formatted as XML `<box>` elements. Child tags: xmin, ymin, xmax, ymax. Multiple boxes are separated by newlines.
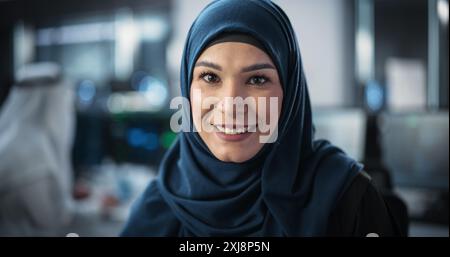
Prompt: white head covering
<box><xmin>0</xmin><ymin>62</ymin><xmax>75</xmax><ymax>220</ymax></box>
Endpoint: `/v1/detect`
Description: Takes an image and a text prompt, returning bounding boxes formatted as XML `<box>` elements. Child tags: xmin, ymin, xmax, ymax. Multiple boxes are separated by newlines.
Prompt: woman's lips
<box><xmin>213</xmin><ymin>124</ymin><xmax>257</xmax><ymax>142</ymax></box>
<box><xmin>215</xmin><ymin>131</ymin><xmax>253</xmax><ymax>142</ymax></box>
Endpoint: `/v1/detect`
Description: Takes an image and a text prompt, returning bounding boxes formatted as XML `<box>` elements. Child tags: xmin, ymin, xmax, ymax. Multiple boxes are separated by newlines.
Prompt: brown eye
<box><xmin>247</xmin><ymin>75</ymin><xmax>269</xmax><ymax>86</ymax></box>
<box><xmin>200</xmin><ymin>72</ymin><xmax>220</xmax><ymax>84</ymax></box>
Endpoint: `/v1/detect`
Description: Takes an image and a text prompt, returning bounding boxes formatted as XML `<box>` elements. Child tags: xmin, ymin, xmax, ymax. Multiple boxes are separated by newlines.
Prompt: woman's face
<box><xmin>190</xmin><ymin>42</ymin><xmax>283</xmax><ymax>163</ymax></box>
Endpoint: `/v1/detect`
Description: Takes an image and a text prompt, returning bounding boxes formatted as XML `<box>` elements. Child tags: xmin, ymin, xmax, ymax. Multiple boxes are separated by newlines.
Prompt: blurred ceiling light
<box><xmin>355</xmin><ymin>0</ymin><xmax>374</xmax><ymax>84</ymax></box>
<box><xmin>37</xmin><ymin>22</ymin><xmax>113</xmax><ymax>46</ymax></box>
<box><xmin>115</xmin><ymin>9</ymin><xmax>139</xmax><ymax>80</ymax></box>
<box><xmin>61</xmin><ymin>23</ymin><xmax>113</xmax><ymax>44</ymax></box>
<box><xmin>139</xmin><ymin>16</ymin><xmax>169</xmax><ymax>41</ymax></box>
<box><xmin>356</xmin><ymin>29</ymin><xmax>374</xmax><ymax>82</ymax></box>
<box><xmin>438</xmin><ymin>0</ymin><xmax>449</xmax><ymax>25</ymax></box>
<box><xmin>35</xmin><ymin>14</ymin><xmax>168</xmax><ymax>47</ymax></box>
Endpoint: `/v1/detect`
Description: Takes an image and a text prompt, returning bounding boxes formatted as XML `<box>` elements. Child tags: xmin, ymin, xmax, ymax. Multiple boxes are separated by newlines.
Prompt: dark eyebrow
<box><xmin>195</xmin><ymin>61</ymin><xmax>222</xmax><ymax>71</ymax></box>
<box><xmin>241</xmin><ymin>63</ymin><xmax>276</xmax><ymax>72</ymax></box>
<box><xmin>194</xmin><ymin>61</ymin><xmax>276</xmax><ymax>72</ymax></box>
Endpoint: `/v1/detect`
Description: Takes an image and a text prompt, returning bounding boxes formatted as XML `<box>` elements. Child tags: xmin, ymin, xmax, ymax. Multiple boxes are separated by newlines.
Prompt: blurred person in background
<box><xmin>0</xmin><ymin>62</ymin><xmax>75</xmax><ymax>236</ymax></box>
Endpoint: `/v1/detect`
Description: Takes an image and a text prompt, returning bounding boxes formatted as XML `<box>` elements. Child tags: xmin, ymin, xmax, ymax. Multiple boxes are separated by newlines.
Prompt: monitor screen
<box><xmin>313</xmin><ymin>109</ymin><xmax>366</xmax><ymax>162</ymax></box>
<box><xmin>378</xmin><ymin>112</ymin><xmax>449</xmax><ymax>190</ymax></box>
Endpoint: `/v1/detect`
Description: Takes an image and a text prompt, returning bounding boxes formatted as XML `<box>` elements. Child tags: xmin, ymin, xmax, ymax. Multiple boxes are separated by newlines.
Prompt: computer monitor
<box><xmin>378</xmin><ymin>111</ymin><xmax>449</xmax><ymax>190</ymax></box>
<box><xmin>313</xmin><ymin>108</ymin><xmax>367</xmax><ymax>162</ymax></box>
<box><xmin>108</xmin><ymin>112</ymin><xmax>176</xmax><ymax>167</ymax></box>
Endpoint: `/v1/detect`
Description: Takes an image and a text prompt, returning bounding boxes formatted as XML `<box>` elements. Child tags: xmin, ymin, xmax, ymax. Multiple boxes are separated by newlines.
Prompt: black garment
<box><xmin>123</xmin><ymin>171</ymin><xmax>403</xmax><ymax>237</ymax></box>
<box><xmin>327</xmin><ymin>172</ymin><xmax>403</xmax><ymax>237</ymax></box>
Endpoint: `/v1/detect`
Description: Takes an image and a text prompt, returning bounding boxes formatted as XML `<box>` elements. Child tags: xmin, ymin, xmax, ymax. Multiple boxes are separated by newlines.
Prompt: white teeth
<box><xmin>215</xmin><ymin>125</ymin><xmax>248</xmax><ymax>135</ymax></box>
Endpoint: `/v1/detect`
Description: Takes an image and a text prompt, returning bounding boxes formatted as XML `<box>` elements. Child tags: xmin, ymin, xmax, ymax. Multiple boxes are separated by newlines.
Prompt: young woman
<box><xmin>121</xmin><ymin>0</ymin><xmax>400</xmax><ymax>236</ymax></box>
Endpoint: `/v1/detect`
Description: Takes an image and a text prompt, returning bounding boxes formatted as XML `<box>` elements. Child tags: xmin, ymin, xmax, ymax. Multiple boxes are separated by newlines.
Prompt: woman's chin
<box><xmin>210</xmin><ymin>144</ymin><xmax>261</xmax><ymax>163</ymax></box>
<box><xmin>199</xmin><ymin>131</ymin><xmax>263</xmax><ymax>163</ymax></box>
<box><xmin>215</xmin><ymin>153</ymin><xmax>253</xmax><ymax>163</ymax></box>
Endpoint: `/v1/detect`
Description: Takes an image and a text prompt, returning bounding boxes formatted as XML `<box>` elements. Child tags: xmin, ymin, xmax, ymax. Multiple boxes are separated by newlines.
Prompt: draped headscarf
<box><xmin>121</xmin><ymin>0</ymin><xmax>362</xmax><ymax>236</ymax></box>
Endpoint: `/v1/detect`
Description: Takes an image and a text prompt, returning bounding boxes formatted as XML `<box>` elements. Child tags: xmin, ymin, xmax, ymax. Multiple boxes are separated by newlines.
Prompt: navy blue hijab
<box><xmin>121</xmin><ymin>0</ymin><xmax>362</xmax><ymax>236</ymax></box>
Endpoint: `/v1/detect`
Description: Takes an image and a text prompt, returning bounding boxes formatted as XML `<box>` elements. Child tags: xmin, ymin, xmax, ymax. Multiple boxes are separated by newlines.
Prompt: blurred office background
<box><xmin>0</xmin><ymin>0</ymin><xmax>448</xmax><ymax>236</ymax></box>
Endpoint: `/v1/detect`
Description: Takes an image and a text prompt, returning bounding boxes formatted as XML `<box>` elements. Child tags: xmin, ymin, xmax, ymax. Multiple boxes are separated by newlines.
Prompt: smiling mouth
<box><xmin>213</xmin><ymin>124</ymin><xmax>258</xmax><ymax>135</ymax></box>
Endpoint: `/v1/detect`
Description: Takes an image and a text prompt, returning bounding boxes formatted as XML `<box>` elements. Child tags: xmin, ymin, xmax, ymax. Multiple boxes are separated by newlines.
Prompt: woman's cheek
<box><xmin>190</xmin><ymin>85</ymin><xmax>203</xmax><ymax>131</ymax></box>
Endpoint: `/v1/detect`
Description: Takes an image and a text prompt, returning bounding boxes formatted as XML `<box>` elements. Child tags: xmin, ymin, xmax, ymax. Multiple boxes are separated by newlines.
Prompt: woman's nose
<box><xmin>216</xmin><ymin>80</ymin><xmax>248</xmax><ymax>117</ymax></box>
